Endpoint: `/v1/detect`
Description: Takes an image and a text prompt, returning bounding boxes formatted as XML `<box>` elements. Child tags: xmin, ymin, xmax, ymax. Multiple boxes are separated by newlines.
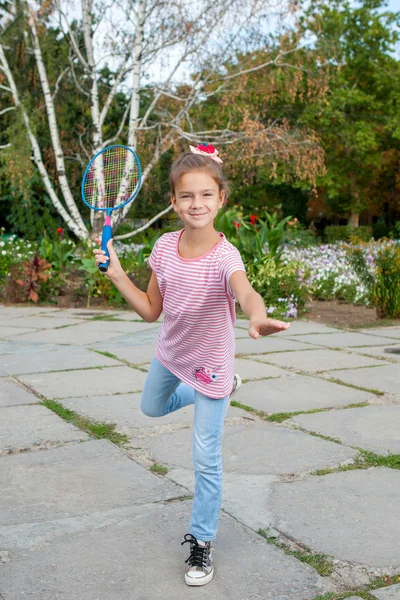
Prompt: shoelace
<box><xmin>181</xmin><ymin>534</ymin><xmax>208</xmax><ymax>568</ymax></box>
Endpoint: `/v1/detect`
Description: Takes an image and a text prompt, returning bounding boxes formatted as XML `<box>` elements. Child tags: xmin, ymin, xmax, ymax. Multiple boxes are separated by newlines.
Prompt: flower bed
<box><xmin>282</xmin><ymin>243</ymin><xmax>371</xmax><ymax>305</ymax></box>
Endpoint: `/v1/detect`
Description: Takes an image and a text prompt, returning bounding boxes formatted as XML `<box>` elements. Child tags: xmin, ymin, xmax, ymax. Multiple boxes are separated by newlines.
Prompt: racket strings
<box><xmin>83</xmin><ymin>147</ymin><xmax>140</xmax><ymax>210</ymax></box>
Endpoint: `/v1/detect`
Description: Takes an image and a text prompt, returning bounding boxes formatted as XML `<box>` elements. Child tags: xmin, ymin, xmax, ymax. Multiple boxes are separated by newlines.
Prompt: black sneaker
<box><xmin>182</xmin><ymin>533</ymin><xmax>214</xmax><ymax>586</ymax></box>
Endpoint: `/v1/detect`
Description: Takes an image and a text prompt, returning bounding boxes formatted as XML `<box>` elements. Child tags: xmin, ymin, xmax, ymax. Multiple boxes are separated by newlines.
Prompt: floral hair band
<box><xmin>189</xmin><ymin>143</ymin><xmax>223</xmax><ymax>164</ymax></box>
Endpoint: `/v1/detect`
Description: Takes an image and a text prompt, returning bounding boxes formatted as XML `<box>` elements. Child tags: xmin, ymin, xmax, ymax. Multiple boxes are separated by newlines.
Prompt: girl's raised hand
<box><xmin>93</xmin><ymin>238</ymin><xmax>123</xmax><ymax>280</ymax></box>
<box><xmin>248</xmin><ymin>318</ymin><xmax>290</xmax><ymax>339</ymax></box>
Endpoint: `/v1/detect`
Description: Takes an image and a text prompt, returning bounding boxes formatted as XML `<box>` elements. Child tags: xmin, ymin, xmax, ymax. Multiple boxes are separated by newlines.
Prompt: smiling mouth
<box><xmin>189</xmin><ymin>213</ymin><xmax>207</xmax><ymax>217</ymax></box>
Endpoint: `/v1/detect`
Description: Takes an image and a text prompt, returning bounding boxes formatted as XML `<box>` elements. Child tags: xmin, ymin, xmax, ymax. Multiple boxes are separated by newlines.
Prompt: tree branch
<box><xmin>114</xmin><ymin>205</ymin><xmax>173</xmax><ymax>240</ymax></box>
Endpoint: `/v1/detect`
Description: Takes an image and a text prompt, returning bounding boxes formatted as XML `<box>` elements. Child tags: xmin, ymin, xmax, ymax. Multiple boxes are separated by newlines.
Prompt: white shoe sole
<box><xmin>185</xmin><ymin>569</ymin><xmax>214</xmax><ymax>586</ymax></box>
<box><xmin>230</xmin><ymin>374</ymin><xmax>242</xmax><ymax>398</ymax></box>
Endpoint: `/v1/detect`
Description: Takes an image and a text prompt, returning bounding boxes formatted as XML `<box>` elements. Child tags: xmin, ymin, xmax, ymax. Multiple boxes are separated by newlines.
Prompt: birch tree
<box><xmin>0</xmin><ymin>0</ymin><xmax>326</xmax><ymax>240</ymax></box>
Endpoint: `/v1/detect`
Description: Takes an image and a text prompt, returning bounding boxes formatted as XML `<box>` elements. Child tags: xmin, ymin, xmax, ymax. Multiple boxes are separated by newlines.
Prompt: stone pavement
<box><xmin>0</xmin><ymin>305</ymin><xmax>400</xmax><ymax>600</ymax></box>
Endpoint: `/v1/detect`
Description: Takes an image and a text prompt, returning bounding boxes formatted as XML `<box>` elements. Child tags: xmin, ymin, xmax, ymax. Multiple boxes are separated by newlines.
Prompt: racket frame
<box><xmin>81</xmin><ymin>144</ymin><xmax>142</xmax><ymax>213</ymax></box>
<box><xmin>81</xmin><ymin>144</ymin><xmax>142</xmax><ymax>273</ymax></box>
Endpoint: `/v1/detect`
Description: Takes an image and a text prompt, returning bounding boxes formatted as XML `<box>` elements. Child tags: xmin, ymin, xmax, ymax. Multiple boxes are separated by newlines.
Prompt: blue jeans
<box><xmin>141</xmin><ymin>357</ymin><xmax>230</xmax><ymax>542</ymax></box>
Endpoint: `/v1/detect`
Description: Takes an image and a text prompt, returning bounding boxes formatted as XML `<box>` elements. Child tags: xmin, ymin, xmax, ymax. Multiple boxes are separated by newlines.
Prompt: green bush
<box><xmin>246</xmin><ymin>256</ymin><xmax>310</xmax><ymax>319</ymax></box>
<box><xmin>284</xmin><ymin>220</ymin><xmax>319</xmax><ymax>247</ymax></box>
<box><xmin>324</xmin><ymin>225</ymin><xmax>372</xmax><ymax>243</ymax></box>
<box><xmin>349</xmin><ymin>240</ymin><xmax>400</xmax><ymax>318</ymax></box>
<box><xmin>373</xmin><ymin>222</ymin><xmax>390</xmax><ymax>240</ymax></box>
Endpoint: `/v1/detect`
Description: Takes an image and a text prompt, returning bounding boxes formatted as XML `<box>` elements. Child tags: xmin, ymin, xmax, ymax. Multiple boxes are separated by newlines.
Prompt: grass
<box><xmin>324</xmin><ymin>377</ymin><xmax>384</xmax><ymax>396</ymax></box>
<box><xmin>348</xmin><ymin>319</ymin><xmax>398</xmax><ymax>330</ymax></box>
<box><xmin>232</xmin><ymin>400</ymin><xmax>370</xmax><ymax>423</ymax></box>
<box><xmin>314</xmin><ymin>449</ymin><xmax>400</xmax><ymax>475</ymax></box>
<box><xmin>258</xmin><ymin>529</ymin><xmax>334</xmax><ymax>577</ymax></box>
<box><xmin>150</xmin><ymin>463</ymin><xmax>168</xmax><ymax>475</ymax></box>
<box><xmin>312</xmin><ymin>573</ymin><xmax>400</xmax><ymax>599</ymax></box>
<box><xmin>41</xmin><ymin>399</ymin><xmax>129</xmax><ymax>446</ymax></box>
<box><xmin>265</xmin><ymin>408</ymin><xmax>327</xmax><ymax>423</ymax></box>
<box><xmin>93</xmin><ymin>349</ymin><xmax>120</xmax><ymax>360</ymax></box>
<box><xmin>230</xmin><ymin>400</ymin><xmax>267</xmax><ymax>418</ymax></box>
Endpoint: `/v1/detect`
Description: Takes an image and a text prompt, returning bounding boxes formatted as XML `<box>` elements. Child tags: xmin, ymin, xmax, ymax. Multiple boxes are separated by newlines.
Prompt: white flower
<box><xmin>1</xmin><ymin>250</ymin><xmax>6</xmax><ymax>255</ymax></box>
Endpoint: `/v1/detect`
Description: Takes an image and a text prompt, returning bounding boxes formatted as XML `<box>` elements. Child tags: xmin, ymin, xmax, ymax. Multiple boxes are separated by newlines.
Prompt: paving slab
<box><xmin>0</xmin><ymin>439</ymin><xmax>185</xmax><ymax>524</ymax></box>
<box><xmin>270</xmin><ymin>467</ymin><xmax>400</xmax><ymax>569</ymax></box>
<box><xmin>326</xmin><ymin>364</ymin><xmax>400</xmax><ymax>394</ymax></box>
<box><xmin>0</xmin><ymin>346</ymin><xmax>123</xmax><ymax>375</ymax></box>
<box><xmin>0</xmin><ymin>378</ymin><xmax>37</xmax><ymax>407</ymax></box>
<box><xmin>277</xmin><ymin>321</ymin><xmax>342</xmax><ymax>336</ymax></box>
<box><xmin>254</xmin><ymin>348</ymin><xmax>390</xmax><ymax>373</ymax></box>
<box><xmin>0</xmin><ymin>325</ymin><xmax>39</xmax><ymax>337</ymax></box>
<box><xmin>289</xmin><ymin>405</ymin><xmax>400</xmax><ymax>454</ymax></box>
<box><xmin>61</xmin><ymin>393</ymin><xmax>252</xmax><ymax>433</ymax></box>
<box><xmin>18</xmin><ymin>365</ymin><xmax>148</xmax><ymax>398</ymax></box>
<box><xmin>359</xmin><ymin>327</ymin><xmax>400</xmax><ymax>341</ymax></box>
<box><xmin>0</xmin><ymin>340</ymin><xmax>60</xmax><ymax>354</ymax></box>
<box><xmin>235</xmin><ymin>327</ymin><xmax>249</xmax><ymax>338</ymax></box>
<box><xmin>92</xmin><ymin>327</ymin><xmax>161</xmax><ymax>348</ymax></box>
<box><xmin>235</xmin><ymin>337</ymin><xmax>314</xmax><ymax>355</ymax></box>
<box><xmin>286</xmin><ymin>332</ymin><xmax>399</xmax><ymax>348</ymax></box>
<box><xmin>234</xmin><ymin>319</ymin><xmax>341</xmax><ymax>335</ymax></box>
<box><xmin>0</xmin><ymin>316</ymin><xmax>83</xmax><ymax>328</ymax></box>
<box><xmin>144</xmin><ymin>422</ymin><xmax>357</xmax><ymax>475</ymax></box>
<box><xmin>349</xmin><ymin>345</ymin><xmax>400</xmax><ymax>362</ymax></box>
<box><xmin>53</xmin><ymin>308</ymin><xmax>124</xmax><ymax>319</ymax></box>
<box><xmin>92</xmin><ymin>343</ymin><xmax>157</xmax><ymax>364</ymax></box>
<box><xmin>6</xmin><ymin>320</ymin><xmax>159</xmax><ymax>346</ymax></box>
<box><xmin>235</xmin><ymin>375</ymin><xmax>373</xmax><ymax>412</ymax></box>
<box><xmin>0</xmin><ymin>306</ymin><xmax>59</xmax><ymax>317</ymax></box>
<box><xmin>0</xmin><ymin>404</ymin><xmax>89</xmax><ymax>452</ymax></box>
<box><xmin>0</xmin><ymin>500</ymin><xmax>332</xmax><ymax>600</ymax></box>
<box><xmin>168</xmin><ymin>467</ymin><xmax>278</xmax><ymax>532</ymax></box>
<box><xmin>235</xmin><ymin>358</ymin><xmax>289</xmax><ymax>380</ymax></box>
<box><xmin>372</xmin><ymin>584</ymin><xmax>400</xmax><ymax>599</ymax></box>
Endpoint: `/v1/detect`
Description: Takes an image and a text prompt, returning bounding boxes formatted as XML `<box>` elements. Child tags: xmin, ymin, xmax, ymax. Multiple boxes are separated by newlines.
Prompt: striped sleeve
<box><xmin>148</xmin><ymin>236</ymin><xmax>162</xmax><ymax>273</ymax></box>
<box><xmin>219</xmin><ymin>246</ymin><xmax>246</xmax><ymax>298</ymax></box>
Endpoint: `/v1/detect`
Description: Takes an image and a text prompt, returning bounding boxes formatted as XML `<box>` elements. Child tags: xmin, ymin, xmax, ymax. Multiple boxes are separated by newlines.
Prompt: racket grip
<box><xmin>99</xmin><ymin>223</ymin><xmax>113</xmax><ymax>272</ymax></box>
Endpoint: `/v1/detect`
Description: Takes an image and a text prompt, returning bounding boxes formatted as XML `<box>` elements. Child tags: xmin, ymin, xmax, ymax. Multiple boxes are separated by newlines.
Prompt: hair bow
<box><xmin>189</xmin><ymin>143</ymin><xmax>223</xmax><ymax>164</ymax></box>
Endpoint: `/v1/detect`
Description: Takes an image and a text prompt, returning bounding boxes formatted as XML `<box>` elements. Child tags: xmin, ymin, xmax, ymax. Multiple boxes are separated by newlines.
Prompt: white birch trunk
<box><xmin>27</xmin><ymin>8</ymin><xmax>88</xmax><ymax>236</ymax></box>
<box><xmin>81</xmin><ymin>0</ymin><xmax>104</xmax><ymax>235</ymax></box>
<box><xmin>0</xmin><ymin>42</ymin><xmax>88</xmax><ymax>239</ymax></box>
<box><xmin>113</xmin><ymin>0</ymin><xmax>146</xmax><ymax>230</ymax></box>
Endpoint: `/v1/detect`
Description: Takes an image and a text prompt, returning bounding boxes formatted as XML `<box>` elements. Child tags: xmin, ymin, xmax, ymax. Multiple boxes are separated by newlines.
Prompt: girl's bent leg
<box><xmin>141</xmin><ymin>357</ymin><xmax>196</xmax><ymax>417</ymax></box>
<box><xmin>189</xmin><ymin>392</ymin><xmax>230</xmax><ymax>542</ymax></box>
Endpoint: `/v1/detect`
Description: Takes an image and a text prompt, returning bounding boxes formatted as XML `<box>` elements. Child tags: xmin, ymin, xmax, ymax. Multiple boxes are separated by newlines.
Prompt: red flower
<box><xmin>197</xmin><ymin>143</ymin><xmax>216</xmax><ymax>154</ymax></box>
<box><xmin>249</xmin><ymin>214</ymin><xmax>258</xmax><ymax>226</ymax></box>
<box><xmin>57</xmin><ymin>227</ymin><xmax>64</xmax><ymax>234</ymax></box>
<box><xmin>233</xmin><ymin>220</ymin><xmax>241</xmax><ymax>230</ymax></box>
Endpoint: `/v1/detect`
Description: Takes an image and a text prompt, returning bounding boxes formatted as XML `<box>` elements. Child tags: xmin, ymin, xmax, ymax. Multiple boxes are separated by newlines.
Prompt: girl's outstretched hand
<box><xmin>93</xmin><ymin>237</ymin><xmax>123</xmax><ymax>280</ymax></box>
<box><xmin>248</xmin><ymin>318</ymin><xmax>291</xmax><ymax>339</ymax></box>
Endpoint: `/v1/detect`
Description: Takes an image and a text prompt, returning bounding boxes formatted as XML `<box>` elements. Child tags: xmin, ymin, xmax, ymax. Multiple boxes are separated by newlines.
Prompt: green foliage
<box><xmin>284</xmin><ymin>219</ymin><xmax>319</xmax><ymax>248</ymax></box>
<box><xmin>39</xmin><ymin>233</ymin><xmax>75</xmax><ymax>272</ymax></box>
<box><xmin>349</xmin><ymin>240</ymin><xmax>400</xmax><ymax>318</ymax></box>
<box><xmin>216</xmin><ymin>208</ymin><xmax>308</xmax><ymax>317</ymax></box>
<box><xmin>215</xmin><ymin>208</ymin><xmax>292</xmax><ymax>263</ymax></box>
<box><xmin>300</xmin><ymin>0</ymin><xmax>400</xmax><ymax>224</ymax></box>
<box><xmin>246</xmin><ymin>257</ymin><xmax>310</xmax><ymax>319</ymax></box>
<box><xmin>324</xmin><ymin>225</ymin><xmax>372</xmax><ymax>243</ymax></box>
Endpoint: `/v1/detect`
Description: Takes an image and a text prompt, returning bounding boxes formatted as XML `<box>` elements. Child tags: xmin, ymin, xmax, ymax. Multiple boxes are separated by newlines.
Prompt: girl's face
<box><xmin>171</xmin><ymin>170</ymin><xmax>224</xmax><ymax>230</ymax></box>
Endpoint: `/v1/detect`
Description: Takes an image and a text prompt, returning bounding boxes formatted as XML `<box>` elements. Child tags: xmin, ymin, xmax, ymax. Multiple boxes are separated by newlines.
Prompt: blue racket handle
<box><xmin>99</xmin><ymin>222</ymin><xmax>112</xmax><ymax>272</ymax></box>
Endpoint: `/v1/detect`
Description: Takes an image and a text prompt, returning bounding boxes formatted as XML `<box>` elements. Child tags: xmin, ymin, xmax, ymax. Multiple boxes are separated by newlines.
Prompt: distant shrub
<box><xmin>324</xmin><ymin>225</ymin><xmax>372</xmax><ymax>243</ymax></box>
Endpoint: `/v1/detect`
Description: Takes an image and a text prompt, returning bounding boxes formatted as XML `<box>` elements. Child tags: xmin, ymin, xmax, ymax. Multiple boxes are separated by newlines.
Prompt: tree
<box><xmin>300</xmin><ymin>0</ymin><xmax>400</xmax><ymax>227</ymax></box>
<box><xmin>0</xmin><ymin>0</ymin><xmax>328</xmax><ymax>239</ymax></box>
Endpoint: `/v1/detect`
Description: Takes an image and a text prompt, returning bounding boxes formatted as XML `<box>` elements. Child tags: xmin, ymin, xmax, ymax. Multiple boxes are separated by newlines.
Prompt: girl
<box><xmin>94</xmin><ymin>144</ymin><xmax>290</xmax><ymax>587</ymax></box>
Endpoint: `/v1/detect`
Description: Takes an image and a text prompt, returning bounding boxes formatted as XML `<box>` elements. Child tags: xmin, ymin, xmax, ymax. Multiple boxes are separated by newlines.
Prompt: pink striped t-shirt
<box><xmin>149</xmin><ymin>230</ymin><xmax>246</xmax><ymax>399</ymax></box>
